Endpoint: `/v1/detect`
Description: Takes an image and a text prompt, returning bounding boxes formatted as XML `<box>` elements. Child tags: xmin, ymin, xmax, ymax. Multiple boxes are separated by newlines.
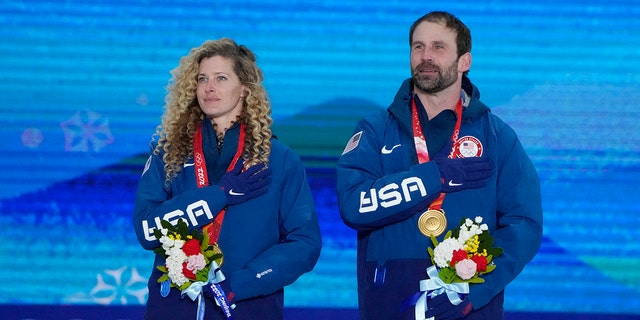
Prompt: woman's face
<box><xmin>196</xmin><ymin>55</ymin><xmax>246</xmax><ymax>125</ymax></box>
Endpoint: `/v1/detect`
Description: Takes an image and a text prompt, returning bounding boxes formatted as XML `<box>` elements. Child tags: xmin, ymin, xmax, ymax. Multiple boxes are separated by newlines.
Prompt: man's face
<box><xmin>410</xmin><ymin>21</ymin><xmax>468</xmax><ymax>94</ymax></box>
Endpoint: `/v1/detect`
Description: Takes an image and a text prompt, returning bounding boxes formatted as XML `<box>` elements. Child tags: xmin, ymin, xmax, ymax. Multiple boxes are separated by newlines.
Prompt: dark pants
<box><xmin>143</xmin><ymin>267</ymin><xmax>284</xmax><ymax>320</ymax></box>
<box><xmin>358</xmin><ymin>259</ymin><xmax>504</xmax><ymax>320</ymax></box>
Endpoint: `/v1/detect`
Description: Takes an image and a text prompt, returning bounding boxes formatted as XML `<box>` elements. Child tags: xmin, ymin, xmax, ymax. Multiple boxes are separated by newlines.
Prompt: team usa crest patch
<box><xmin>454</xmin><ymin>135</ymin><xmax>483</xmax><ymax>158</ymax></box>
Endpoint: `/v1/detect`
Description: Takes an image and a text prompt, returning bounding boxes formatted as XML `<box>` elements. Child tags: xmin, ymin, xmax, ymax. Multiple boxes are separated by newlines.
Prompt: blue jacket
<box><xmin>133</xmin><ymin>123</ymin><xmax>322</xmax><ymax>320</ymax></box>
<box><xmin>336</xmin><ymin>77</ymin><xmax>542</xmax><ymax>319</ymax></box>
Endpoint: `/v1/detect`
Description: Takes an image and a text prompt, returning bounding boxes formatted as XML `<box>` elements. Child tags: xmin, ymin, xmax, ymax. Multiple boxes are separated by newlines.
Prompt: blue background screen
<box><xmin>1</xmin><ymin>0</ymin><xmax>639</xmax><ymax>318</ymax></box>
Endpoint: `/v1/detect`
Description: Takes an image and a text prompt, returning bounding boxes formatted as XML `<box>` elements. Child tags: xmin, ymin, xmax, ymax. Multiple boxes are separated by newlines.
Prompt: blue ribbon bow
<box><xmin>181</xmin><ymin>261</ymin><xmax>232</xmax><ymax>320</ymax></box>
<box><xmin>414</xmin><ymin>266</ymin><xmax>470</xmax><ymax>320</ymax></box>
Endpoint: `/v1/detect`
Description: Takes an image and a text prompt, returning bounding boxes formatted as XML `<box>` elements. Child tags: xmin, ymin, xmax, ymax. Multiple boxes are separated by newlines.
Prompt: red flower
<box><xmin>182</xmin><ymin>239</ymin><xmax>202</xmax><ymax>256</ymax></box>
<box><xmin>182</xmin><ymin>262</ymin><xmax>197</xmax><ymax>280</ymax></box>
<box><xmin>470</xmin><ymin>254</ymin><xmax>488</xmax><ymax>272</ymax></box>
<box><xmin>450</xmin><ymin>249</ymin><xmax>468</xmax><ymax>267</ymax></box>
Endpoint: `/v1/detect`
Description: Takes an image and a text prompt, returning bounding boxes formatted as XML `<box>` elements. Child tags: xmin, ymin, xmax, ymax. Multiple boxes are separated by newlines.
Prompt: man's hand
<box><xmin>425</xmin><ymin>294</ymin><xmax>473</xmax><ymax>320</ymax></box>
<box><xmin>432</xmin><ymin>143</ymin><xmax>494</xmax><ymax>193</ymax></box>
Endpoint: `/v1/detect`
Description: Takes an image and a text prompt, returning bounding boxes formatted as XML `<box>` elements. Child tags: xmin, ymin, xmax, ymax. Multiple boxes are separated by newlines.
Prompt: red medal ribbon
<box><xmin>193</xmin><ymin>121</ymin><xmax>246</xmax><ymax>243</ymax></box>
<box><xmin>411</xmin><ymin>96</ymin><xmax>463</xmax><ymax>210</ymax></box>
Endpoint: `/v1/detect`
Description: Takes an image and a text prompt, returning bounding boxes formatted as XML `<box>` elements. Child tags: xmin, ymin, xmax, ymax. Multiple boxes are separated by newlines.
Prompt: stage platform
<box><xmin>2</xmin><ymin>305</ymin><xmax>639</xmax><ymax>320</ymax></box>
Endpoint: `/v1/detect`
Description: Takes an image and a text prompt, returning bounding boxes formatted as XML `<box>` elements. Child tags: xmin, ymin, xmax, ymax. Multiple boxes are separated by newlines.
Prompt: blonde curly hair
<box><xmin>153</xmin><ymin>38</ymin><xmax>272</xmax><ymax>184</ymax></box>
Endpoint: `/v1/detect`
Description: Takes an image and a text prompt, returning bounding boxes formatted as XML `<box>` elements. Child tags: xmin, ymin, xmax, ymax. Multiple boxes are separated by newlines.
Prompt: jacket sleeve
<box><xmin>226</xmin><ymin>148</ymin><xmax>322</xmax><ymax>300</ymax></box>
<box><xmin>468</xmin><ymin>123</ymin><xmax>543</xmax><ymax>308</ymax></box>
<box><xmin>336</xmin><ymin>116</ymin><xmax>442</xmax><ymax>231</ymax></box>
<box><xmin>132</xmin><ymin>149</ymin><xmax>228</xmax><ymax>250</ymax></box>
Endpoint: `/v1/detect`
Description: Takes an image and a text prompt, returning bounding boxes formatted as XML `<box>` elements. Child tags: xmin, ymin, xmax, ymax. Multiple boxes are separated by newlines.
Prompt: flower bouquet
<box><xmin>153</xmin><ymin>218</ymin><xmax>224</xmax><ymax>291</ymax></box>
<box><xmin>408</xmin><ymin>216</ymin><xmax>502</xmax><ymax>320</ymax></box>
<box><xmin>153</xmin><ymin>219</ymin><xmax>232</xmax><ymax>319</ymax></box>
<box><xmin>428</xmin><ymin>216</ymin><xmax>502</xmax><ymax>284</ymax></box>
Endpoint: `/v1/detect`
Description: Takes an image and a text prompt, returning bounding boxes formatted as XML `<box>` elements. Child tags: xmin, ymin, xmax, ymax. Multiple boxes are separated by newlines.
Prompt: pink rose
<box><xmin>455</xmin><ymin>259</ymin><xmax>477</xmax><ymax>280</ymax></box>
<box><xmin>187</xmin><ymin>253</ymin><xmax>207</xmax><ymax>273</ymax></box>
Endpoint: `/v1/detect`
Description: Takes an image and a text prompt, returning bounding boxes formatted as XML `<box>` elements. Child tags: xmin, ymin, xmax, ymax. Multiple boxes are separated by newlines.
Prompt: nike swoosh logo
<box><xmin>229</xmin><ymin>189</ymin><xmax>245</xmax><ymax>196</ymax></box>
<box><xmin>448</xmin><ymin>180</ymin><xmax>463</xmax><ymax>187</ymax></box>
<box><xmin>381</xmin><ymin>144</ymin><xmax>401</xmax><ymax>154</ymax></box>
<box><xmin>183</xmin><ymin>163</ymin><xmax>195</xmax><ymax>167</ymax></box>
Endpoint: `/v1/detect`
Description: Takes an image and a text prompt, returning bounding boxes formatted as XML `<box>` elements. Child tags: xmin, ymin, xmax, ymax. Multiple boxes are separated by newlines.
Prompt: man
<box><xmin>336</xmin><ymin>11</ymin><xmax>542</xmax><ymax>320</ymax></box>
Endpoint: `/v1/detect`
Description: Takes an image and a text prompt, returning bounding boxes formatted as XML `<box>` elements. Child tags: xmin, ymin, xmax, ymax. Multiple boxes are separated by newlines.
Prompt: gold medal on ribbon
<box><xmin>418</xmin><ymin>209</ymin><xmax>447</xmax><ymax>237</ymax></box>
<box><xmin>212</xmin><ymin>244</ymin><xmax>224</xmax><ymax>266</ymax></box>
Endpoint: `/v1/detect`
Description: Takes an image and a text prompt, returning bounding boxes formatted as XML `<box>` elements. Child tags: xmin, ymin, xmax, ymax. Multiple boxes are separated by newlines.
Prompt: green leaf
<box><xmin>191</xmin><ymin>231</ymin><xmax>204</xmax><ymax>243</ymax></box>
<box><xmin>430</xmin><ymin>235</ymin><xmax>439</xmax><ymax>247</ymax></box>
<box><xmin>211</xmin><ymin>253</ymin><xmax>223</xmax><ymax>261</ymax></box>
<box><xmin>438</xmin><ymin>268</ymin><xmax>458</xmax><ymax>284</ymax></box>
<box><xmin>156</xmin><ymin>265</ymin><xmax>168</xmax><ymax>273</ymax></box>
<box><xmin>452</xmin><ymin>220</ymin><xmax>463</xmax><ymax>238</ymax></box>
<box><xmin>179</xmin><ymin>282</ymin><xmax>191</xmax><ymax>291</ymax></box>
<box><xmin>153</xmin><ymin>247</ymin><xmax>167</xmax><ymax>258</ymax></box>
<box><xmin>484</xmin><ymin>264</ymin><xmax>496</xmax><ymax>273</ymax></box>
<box><xmin>177</xmin><ymin>219</ymin><xmax>189</xmax><ymax>237</ymax></box>
<box><xmin>196</xmin><ymin>269</ymin><xmax>209</xmax><ymax>282</ymax></box>
<box><xmin>488</xmin><ymin>247</ymin><xmax>503</xmax><ymax>257</ymax></box>
<box><xmin>157</xmin><ymin>274</ymin><xmax>169</xmax><ymax>283</ymax></box>
<box><xmin>204</xmin><ymin>250</ymin><xmax>216</xmax><ymax>259</ymax></box>
<box><xmin>153</xmin><ymin>229</ymin><xmax>163</xmax><ymax>240</ymax></box>
<box><xmin>160</xmin><ymin>219</ymin><xmax>175</xmax><ymax>231</ymax></box>
<box><xmin>201</xmin><ymin>236</ymin><xmax>210</xmax><ymax>251</ymax></box>
<box><xmin>478</xmin><ymin>230</ymin><xmax>491</xmax><ymax>241</ymax></box>
<box><xmin>468</xmin><ymin>276</ymin><xmax>485</xmax><ymax>284</ymax></box>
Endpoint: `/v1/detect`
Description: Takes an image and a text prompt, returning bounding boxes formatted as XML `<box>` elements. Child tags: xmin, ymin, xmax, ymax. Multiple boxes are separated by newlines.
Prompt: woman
<box><xmin>133</xmin><ymin>38</ymin><xmax>322</xmax><ymax>320</ymax></box>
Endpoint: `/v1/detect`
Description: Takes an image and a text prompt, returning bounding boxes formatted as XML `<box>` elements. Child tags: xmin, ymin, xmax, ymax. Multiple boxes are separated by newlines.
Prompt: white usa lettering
<box><xmin>359</xmin><ymin>177</ymin><xmax>427</xmax><ymax>213</ymax></box>
<box><xmin>142</xmin><ymin>200</ymin><xmax>213</xmax><ymax>242</ymax></box>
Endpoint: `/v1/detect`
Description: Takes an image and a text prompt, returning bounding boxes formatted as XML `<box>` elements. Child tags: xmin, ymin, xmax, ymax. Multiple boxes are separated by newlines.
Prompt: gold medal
<box><xmin>418</xmin><ymin>209</ymin><xmax>447</xmax><ymax>237</ymax></box>
<box><xmin>212</xmin><ymin>244</ymin><xmax>224</xmax><ymax>266</ymax></box>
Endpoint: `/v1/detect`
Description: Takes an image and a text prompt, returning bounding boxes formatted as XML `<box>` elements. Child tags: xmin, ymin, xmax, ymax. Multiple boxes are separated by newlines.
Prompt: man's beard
<box><xmin>412</xmin><ymin>59</ymin><xmax>459</xmax><ymax>94</ymax></box>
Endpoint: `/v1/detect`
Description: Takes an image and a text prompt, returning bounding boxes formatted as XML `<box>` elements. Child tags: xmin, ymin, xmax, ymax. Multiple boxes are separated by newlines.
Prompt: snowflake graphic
<box><xmin>60</xmin><ymin>109</ymin><xmax>114</xmax><ymax>152</ymax></box>
<box><xmin>88</xmin><ymin>266</ymin><xmax>148</xmax><ymax>305</ymax></box>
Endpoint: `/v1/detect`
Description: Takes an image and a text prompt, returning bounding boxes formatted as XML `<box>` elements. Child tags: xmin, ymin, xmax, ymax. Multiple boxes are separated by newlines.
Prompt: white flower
<box><xmin>166</xmin><ymin>251</ymin><xmax>189</xmax><ymax>286</ymax></box>
<box><xmin>433</xmin><ymin>238</ymin><xmax>464</xmax><ymax>268</ymax></box>
<box><xmin>166</xmin><ymin>246</ymin><xmax>185</xmax><ymax>258</ymax></box>
<box><xmin>173</xmin><ymin>239</ymin><xmax>185</xmax><ymax>249</ymax></box>
<box><xmin>464</xmin><ymin>218</ymin><xmax>473</xmax><ymax>227</ymax></box>
<box><xmin>159</xmin><ymin>236</ymin><xmax>175</xmax><ymax>251</ymax></box>
<box><xmin>475</xmin><ymin>216</ymin><xmax>483</xmax><ymax>224</ymax></box>
<box><xmin>480</xmin><ymin>224</ymin><xmax>488</xmax><ymax>231</ymax></box>
<box><xmin>159</xmin><ymin>235</ymin><xmax>185</xmax><ymax>251</ymax></box>
<box><xmin>458</xmin><ymin>229</ymin><xmax>473</xmax><ymax>243</ymax></box>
